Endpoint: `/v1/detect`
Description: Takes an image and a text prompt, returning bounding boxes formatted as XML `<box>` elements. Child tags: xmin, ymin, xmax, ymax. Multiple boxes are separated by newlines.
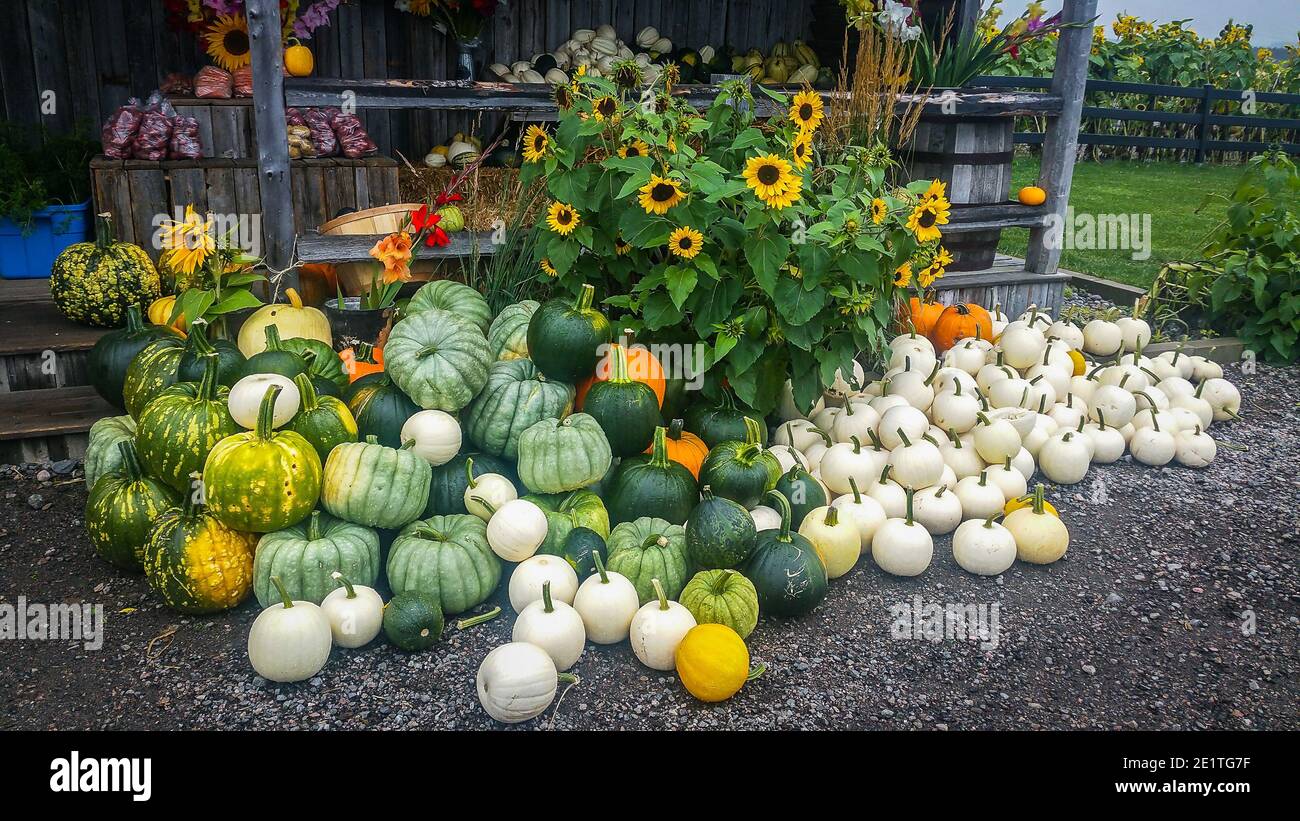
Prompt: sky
<box><xmin>999</xmin><ymin>0</ymin><xmax>1300</xmax><ymax>46</ymax></box>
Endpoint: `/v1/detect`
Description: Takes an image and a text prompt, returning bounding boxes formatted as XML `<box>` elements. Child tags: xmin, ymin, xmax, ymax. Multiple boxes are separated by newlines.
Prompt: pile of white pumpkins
<box><xmin>764</xmin><ymin>305</ymin><xmax>1243</xmax><ymax>580</ymax></box>
<box><xmin>487</xmin><ymin>24</ymin><xmax>676</xmax><ymax>86</ymax></box>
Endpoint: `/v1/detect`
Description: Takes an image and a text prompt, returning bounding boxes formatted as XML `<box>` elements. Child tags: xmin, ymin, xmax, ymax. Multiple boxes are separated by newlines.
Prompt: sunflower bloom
<box><xmin>892</xmin><ymin>262</ymin><xmax>913</xmax><ymax>288</ymax></box>
<box><xmin>870</xmin><ymin>198</ymin><xmax>888</xmax><ymax>225</ymax></box>
<box><xmin>157</xmin><ymin>205</ymin><xmax>215</xmax><ymax>276</ymax></box>
<box><xmin>921</xmin><ymin>179</ymin><xmax>947</xmax><ymax>205</ymax></box>
<box><xmin>668</xmin><ymin>226</ymin><xmax>704</xmax><ymax>259</ymax></box>
<box><xmin>743</xmin><ymin>153</ymin><xmax>801</xmax><ymax>209</ymax></box>
<box><xmin>205</xmin><ymin>14</ymin><xmax>251</xmax><ymax>71</ymax></box>
<box><xmin>906</xmin><ymin>198</ymin><xmax>950</xmax><ymax>243</ymax></box>
<box><xmin>540</xmin><ymin>258</ymin><xmax>558</xmax><ymax>277</ymax></box>
<box><xmin>789</xmin><ymin>89</ymin><xmax>824</xmax><ymax>133</ymax></box>
<box><xmin>791</xmin><ymin>132</ymin><xmax>813</xmax><ymax>170</ymax></box>
<box><xmin>638</xmin><ymin>174</ymin><xmax>686</xmax><ymax>215</ymax></box>
<box><xmin>614</xmin><ymin>235</ymin><xmax>632</xmax><ymax>255</ymax></box>
<box><xmin>618</xmin><ymin>139</ymin><xmax>651</xmax><ymax>159</ymax></box>
<box><xmin>522</xmin><ymin>125</ymin><xmax>549</xmax><ymax>163</ymax></box>
<box><xmin>546</xmin><ymin>201</ymin><xmax>580</xmax><ymax>236</ymax></box>
<box><xmin>369</xmin><ymin>232</ymin><xmax>413</xmax><ymax>283</ymax></box>
<box><xmin>592</xmin><ymin>96</ymin><xmax>619</xmax><ymax>121</ymax></box>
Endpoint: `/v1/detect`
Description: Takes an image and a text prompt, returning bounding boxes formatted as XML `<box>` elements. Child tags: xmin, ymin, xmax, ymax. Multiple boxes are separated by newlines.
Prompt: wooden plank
<box><xmin>121</xmin><ymin>0</ymin><xmax>158</xmax><ymax>106</ymax></box>
<box><xmin>296</xmin><ymin>231</ymin><xmax>497</xmax><ymax>263</ymax></box>
<box><xmin>323</xmin><ymin>160</ymin><xmax>358</xmax><ymax>223</ymax></box>
<box><xmin>0</xmin><ymin>1</ymin><xmax>39</xmax><ymax>128</ymax></box>
<box><xmin>0</xmin><ymin>298</ymin><xmax>108</xmax><ymax>357</ymax></box>
<box><xmin>0</xmin><ymin>386</ymin><xmax>115</xmax><ymax>441</ymax></box>
<box><xmin>126</xmin><ymin>166</ymin><xmax>167</xmax><ymax>258</ymax></box>
<box><xmin>248</xmin><ymin>0</ymin><xmax>297</xmax><ymax>291</ymax></box>
<box><xmin>209</xmin><ymin>104</ymin><xmax>246</xmax><ymax>158</ymax></box>
<box><xmin>59</xmin><ymin>0</ymin><xmax>101</xmax><ymax>127</ymax></box>
<box><xmin>360</xmin><ymin>0</ymin><xmax>392</xmax><ymax>153</ymax></box>
<box><xmin>92</xmin><ymin>162</ymin><xmax>134</xmax><ymax>245</ymax></box>
<box><xmin>168</xmin><ymin>166</ymin><xmax>209</xmax><ymax>216</ymax></box>
<box><xmin>26</xmin><ymin>0</ymin><xmax>73</xmax><ymax>133</ymax></box>
<box><xmin>205</xmin><ymin>160</ymin><xmax>238</xmax><ymax>216</ymax></box>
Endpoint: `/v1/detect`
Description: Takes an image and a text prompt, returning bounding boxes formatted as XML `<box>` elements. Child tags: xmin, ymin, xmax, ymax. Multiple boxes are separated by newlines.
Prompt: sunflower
<box><xmin>791</xmin><ymin>132</ymin><xmax>813</xmax><ymax>170</ymax></box>
<box><xmin>618</xmin><ymin>139</ymin><xmax>651</xmax><ymax>159</ymax></box>
<box><xmin>921</xmin><ymin>179</ymin><xmax>947</xmax><ymax>205</ymax></box>
<box><xmin>522</xmin><ymin>125</ymin><xmax>550</xmax><ymax>163</ymax></box>
<box><xmin>546</xmin><ymin>202</ymin><xmax>580</xmax><ymax>236</ymax></box>
<box><xmin>637</xmin><ymin>174</ymin><xmax>686</xmax><ymax>215</ymax></box>
<box><xmin>789</xmin><ymin>89</ymin><xmax>824</xmax><ymax>133</ymax></box>
<box><xmin>870</xmin><ymin>198</ymin><xmax>888</xmax><ymax>225</ymax></box>
<box><xmin>932</xmin><ymin>245</ymin><xmax>954</xmax><ymax>270</ymax></box>
<box><xmin>743</xmin><ymin>154</ymin><xmax>801</xmax><ymax>209</ymax></box>
<box><xmin>892</xmin><ymin>262</ymin><xmax>913</xmax><ymax>288</ymax></box>
<box><xmin>614</xmin><ymin>235</ymin><xmax>632</xmax><ymax>255</ymax></box>
<box><xmin>540</xmin><ymin>258</ymin><xmax>558</xmax><ymax>277</ymax></box>
<box><xmin>553</xmin><ymin>83</ymin><xmax>573</xmax><ymax>110</ymax></box>
<box><xmin>906</xmin><ymin>198</ymin><xmax>950</xmax><ymax>243</ymax></box>
<box><xmin>204</xmin><ymin>14</ymin><xmax>251</xmax><ymax>72</ymax></box>
<box><xmin>592</xmin><ymin>95</ymin><xmax>619</xmax><ymax>122</ymax></box>
<box><xmin>667</xmin><ymin>226</ymin><xmax>704</xmax><ymax>259</ymax></box>
<box><xmin>157</xmin><ymin>205</ymin><xmax>215</xmax><ymax>276</ymax></box>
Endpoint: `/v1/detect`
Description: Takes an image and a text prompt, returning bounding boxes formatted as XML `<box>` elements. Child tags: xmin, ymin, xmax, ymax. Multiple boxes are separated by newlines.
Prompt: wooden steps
<box><xmin>931</xmin><ymin>254</ymin><xmax>1069</xmax><ymax>317</ymax></box>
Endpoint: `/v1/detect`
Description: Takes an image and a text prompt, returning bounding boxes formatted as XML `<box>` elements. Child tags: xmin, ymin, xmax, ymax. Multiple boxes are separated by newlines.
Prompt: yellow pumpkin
<box><xmin>1004</xmin><ymin>494</ymin><xmax>1059</xmax><ymax>517</ymax></box>
<box><xmin>1067</xmin><ymin>348</ymin><xmax>1086</xmax><ymax>377</ymax></box>
<box><xmin>147</xmin><ymin>295</ymin><xmax>188</xmax><ymax>335</ymax></box>
<box><xmin>284</xmin><ymin>41</ymin><xmax>315</xmax><ymax>77</ymax></box>
<box><xmin>1018</xmin><ymin>186</ymin><xmax>1047</xmax><ymax>206</ymax></box>
<box><xmin>238</xmin><ymin>287</ymin><xmax>332</xmax><ymax>356</ymax></box>
<box><xmin>675</xmin><ymin>623</ymin><xmax>750</xmax><ymax>702</ymax></box>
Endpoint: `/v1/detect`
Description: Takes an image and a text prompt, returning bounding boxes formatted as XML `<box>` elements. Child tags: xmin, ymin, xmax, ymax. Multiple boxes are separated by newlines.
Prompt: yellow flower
<box><xmin>870</xmin><ymin>198</ymin><xmax>888</xmax><ymax>225</ymax></box>
<box><xmin>546</xmin><ymin>201</ymin><xmax>580</xmax><ymax>236</ymax></box>
<box><xmin>637</xmin><ymin>174</ymin><xmax>686</xmax><ymax>215</ymax></box>
<box><xmin>906</xmin><ymin>198</ymin><xmax>950</xmax><ymax>243</ymax></box>
<box><xmin>791</xmin><ymin>132</ymin><xmax>813</xmax><ymax>170</ymax></box>
<box><xmin>892</xmin><ymin>262</ymin><xmax>913</xmax><ymax>288</ymax></box>
<box><xmin>614</xmin><ymin>235</ymin><xmax>632</xmax><ymax>255</ymax></box>
<box><xmin>592</xmin><ymin>96</ymin><xmax>619</xmax><ymax>122</ymax></box>
<box><xmin>667</xmin><ymin>226</ymin><xmax>704</xmax><ymax>259</ymax></box>
<box><xmin>157</xmin><ymin>205</ymin><xmax>215</xmax><ymax>276</ymax></box>
<box><xmin>743</xmin><ymin>153</ymin><xmax>800</xmax><ymax>209</ymax></box>
<box><xmin>789</xmin><ymin>89</ymin><xmax>824</xmax><ymax>133</ymax></box>
<box><xmin>204</xmin><ymin>14</ymin><xmax>251</xmax><ymax>72</ymax></box>
<box><xmin>921</xmin><ymin>179</ymin><xmax>947</xmax><ymax>205</ymax></box>
<box><xmin>522</xmin><ymin>125</ymin><xmax>549</xmax><ymax>163</ymax></box>
<box><xmin>933</xmin><ymin>246</ymin><xmax>954</xmax><ymax>269</ymax></box>
<box><xmin>618</xmin><ymin>139</ymin><xmax>651</xmax><ymax>159</ymax></box>
<box><xmin>540</xmin><ymin>258</ymin><xmax>558</xmax><ymax>277</ymax></box>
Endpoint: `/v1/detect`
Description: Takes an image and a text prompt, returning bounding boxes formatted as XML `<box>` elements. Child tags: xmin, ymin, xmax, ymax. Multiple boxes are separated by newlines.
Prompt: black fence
<box><xmin>975</xmin><ymin>75</ymin><xmax>1300</xmax><ymax>162</ymax></box>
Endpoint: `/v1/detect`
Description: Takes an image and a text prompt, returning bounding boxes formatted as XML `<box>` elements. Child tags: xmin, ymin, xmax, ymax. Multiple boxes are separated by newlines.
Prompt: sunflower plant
<box><xmin>156</xmin><ymin>205</ymin><xmax>266</xmax><ymax>338</ymax></box>
<box><xmin>520</xmin><ymin>68</ymin><xmax>945</xmax><ymax>414</ymax></box>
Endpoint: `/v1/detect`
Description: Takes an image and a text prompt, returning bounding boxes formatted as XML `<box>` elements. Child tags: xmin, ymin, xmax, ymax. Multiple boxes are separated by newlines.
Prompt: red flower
<box><xmin>410</xmin><ymin>204</ymin><xmax>440</xmax><ymax>233</ymax></box>
<box><xmin>435</xmin><ymin>191</ymin><xmax>464</xmax><ymax>207</ymax></box>
<box><xmin>426</xmin><ymin>226</ymin><xmax>451</xmax><ymax>248</ymax></box>
<box><xmin>473</xmin><ymin>0</ymin><xmax>497</xmax><ymax>18</ymax></box>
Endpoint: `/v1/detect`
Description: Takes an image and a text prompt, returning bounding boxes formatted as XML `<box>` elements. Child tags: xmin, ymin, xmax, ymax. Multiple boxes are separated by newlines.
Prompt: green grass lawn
<box><xmin>997</xmin><ymin>157</ymin><xmax>1243</xmax><ymax>288</ymax></box>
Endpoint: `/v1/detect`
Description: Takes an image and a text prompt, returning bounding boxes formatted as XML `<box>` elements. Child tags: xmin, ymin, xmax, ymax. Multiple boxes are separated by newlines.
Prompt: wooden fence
<box><xmin>975</xmin><ymin>75</ymin><xmax>1300</xmax><ymax>162</ymax></box>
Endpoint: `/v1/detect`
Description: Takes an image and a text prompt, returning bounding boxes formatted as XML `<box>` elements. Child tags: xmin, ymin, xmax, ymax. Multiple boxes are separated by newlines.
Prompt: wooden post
<box><xmin>247</xmin><ymin>0</ymin><xmax>297</xmax><ymax>293</ymax></box>
<box><xmin>1025</xmin><ymin>0</ymin><xmax>1097</xmax><ymax>275</ymax></box>
<box><xmin>955</xmin><ymin>0</ymin><xmax>981</xmax><ymax>42</ymax></box>
<box><xmin>1196</xmin><ymin>84</ymin><xmax>1214</xmax><ymax>164</ymax></box>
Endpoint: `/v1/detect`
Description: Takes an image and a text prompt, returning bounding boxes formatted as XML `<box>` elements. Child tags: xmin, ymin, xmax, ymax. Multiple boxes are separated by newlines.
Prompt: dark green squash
<box><xmin>121</xmin><ymin>334</ymin><xmax>188</xmax><ymax>418</ymax></box>
<box><xmin>84</xmin><ymin>441</ymin><xmax>182</xmax><ymax>571</ymax></box>
<box><xmin>684</xmin><ymin>386</ymin><xmax>768</xmax><ymax>448</ymax></box>
<box><xmin>773</xmin><ymin>463</ymin><xmax>828</xmax><ymax>530</ymax></box>
<box><xmin>88</xmin><ymin>303</ymin><xmax>181</xmax><ymax>410</ymax></box>
<box><xmin>135</xmin><ymin>354</ymin><xmax>240</xmax><ymax>493</ymax></box>
<box><xmin>236</xmin><ymin>325</ymin><xmax>307</xmax><ymax>381</ymax></box>
<box><xmin>553</xmin><ymin>526</ymin><xmax>607</xmax><ymax>577</ymax></box>
<box><xmin>685</xmin><ymin>484</ymin><xmax>757</xmax><ymax>569</ymax></box>
<box><xmin>604</xmin><ymin>425</ymin><xmax>698</xmax><ymax>526</ymax></box>
<box><xmin>743</xmin><ymin>492</ymin><xmax>827</xmax><ymax>618</ymax></box>
<box><xmin>288</xmin><ymin>372</ymin><xmax>358</xmax><ymax>462</ymax></box>
<box><xmin>582</xmin><ymin>343</ymin><xmax>660</xmax><ymax>456</ymax></box>
<box><xmin>176</xmin><ymin>321</ymin><xmax>246</xmax><ymax>387</ymax></box>
<box><xmin>526</xmin><ymin>283</ymin><xmax>612</xmax><ymax>382</ymax></box>
<box><xmin>280</xmin><ymin>336</ymin><xmax>348</xmax><ymax>390</ymax></box>
<box><xmin>528</xmin><ymin>489</ymin><xmax>610</xmax><ymax>555</ymax></box>
<box><xmin>346</xmin><ymin>372</ymin><xmax>420</xmax><ymax>448</ymax></box>
<box><xmin>383</xmin><ymin>591</ymin><xmax>445</xmax><ymax>651</ymax></box>
<box><xmin>425</xmin><ymin>451</ymin><xmax>520</xmax><ymax>516</ymax></box>
<box><xmin>698</xmin><ymin>417</ymin><xmax>781</xmax><ymax>509</ymax></box>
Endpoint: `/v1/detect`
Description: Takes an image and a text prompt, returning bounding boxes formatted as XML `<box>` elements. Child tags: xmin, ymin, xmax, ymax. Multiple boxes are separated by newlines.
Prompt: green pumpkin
<box><xmin>425</xmin><ymin>451</ymin><xmax>520</xmax><ymax>516</ymax></box>
<box><xmin>84</xmin><ymin>415</ymin><xmax>137</xmax><ymax>491</ymax></box>
<box><xmin>605</xmin><ymin>516</ymin><xmax>691</xmax><ymax>604</ymax></box>
<box><xmin>405</xmin><ymin>279</ymin><xmax>492</xmax><ymax>334</ymax></box>
<box><xmin>604</xmin><ymin>425</ymin><xmax>698</xmax><ymax>526</ymax></box>
<box><xmin>743</xmin><ymin>492</ymin><xmax>827</xmax><ymax>618</ymax></box>
<box><xmin>253</xmin><ymin>509</ymin><xmax>380</xmax><ymax>607</ymax></box>
<box><xmin>659</xmin><ymin>375</ymin><xmax>690</xmax><ymax>424</ymax></box>
<box><xmin>529</xmin><ymin>488</ymin><xmax>610</xmax><ymax>557</ymax></box>
<box><xmin>142</xmin><ymin>492</ymin><xmax>257</xmax><ymax>614</ymax></box>
<box><xmin>237</xmin><ymin>325</ymin><xmax>308</xmax><ymax>382</ymax></box>
<box><xmin>202</xmin><ymin>385</ymin><xmax>323</xmax><ymax>532</ymax></box>
<box><xmin>385</xmin><ymin>308</ymin><xmax>492</xmax><ymax>412</ymax></box>
<box><xmin>488</xmin><ymin>300</ymin><xmax>539</xmax><ymax>361</ymax></box>
<box><xmin>516</xmin><ymin>413</ymin><xmax>612</xmax><ymax>494</ymax></box>
<box><xmin>85</xmin><ymin>441</ymin><xmax>182</xmax><ymax>571</ymax></box>
<box><xmin>685</xmin><ymin>484</ymin><xmax>758</xmax><ymax>569</ymax></box>
<box><xmin>288</xmin><ymin>372</ymin><xmax>358</xmax><ymax>463</ymax></box>
<box><xmin>387</xmin><ymin>514</ymin><xmax>501</xmax><ymax>614</ymax></box>
<box><xmin>136</xmin><ymin>355</ymin><xmax>240</xmax><ymax>493</ymax></box>
<box><xmin>463</xmin><ymin>357</ymin><xmax>574</xmax><ymax>459</ymax></box>
<box><xmin>88</xmin><ymin>304</ymin><xmax>181</xmax><ymax>410</ymax></box>
<box><xmin>684</xmin><ymin>387</ymin><xmax>768</xmax><ymax>448</ymax></box>
<box><xmin>699</xmin><ymin>417</ymin><xmax>781</xmax><ymax>509</ymax></box>
<box><xmin>122</xmin><ymin>335</ymin><xmax>187</xmax><ymax>418</ymax></box>
<box><xmin>50</xmin><ymin>213</ymin><xmax>161</xmax><ymax>328</ymax></box>
<box><xmin>383</xmin><ymin>591</ymin><xmax>445</xmax><ymax>651</ymax></box>
<box><xmin>176</xmin><ymin>321</ymin><xmax>246</xmax><ymax>387</ymax></box>
<box><xmin>773</xmin><ymin>463</ymin><xmax>828</xmax><ymax>530</ymax></box>
<box><xmin>583</xmin><ymin>344</ymin><xmax>660</xmax><ymax>456</ymax></box>
<box><xmin>550</xmin><ymin>526</ymin><xmax>607</xmax><ymax>577</ymax></box>
<box><xmin>322</xmin><ymin>436</ymin><xmax>431</xmax><ymax>529</ymax></box>
<box><xmin>280</xmin><ymin>336</ymin><xmax>348</xmax><ymax>390</ymax></box>
<box><xmin>346</xmin><ymin>373</ymin><xmax>420</xmax><ymax>448</ymax></box>
<box><xmin>526</xmin><ymin>283</ymin><xmax>612</xmax><ymax>382</ymax></box>
<box><xmin>680</xmin><ymin>569</ymin><xmax>760</xmax><ymax>639</ymax></box>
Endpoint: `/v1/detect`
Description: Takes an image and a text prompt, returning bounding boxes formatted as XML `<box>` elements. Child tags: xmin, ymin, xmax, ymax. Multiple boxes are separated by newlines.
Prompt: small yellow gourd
<box><xmin>1004</xmin><ymin>484</ymin><xmax>1069</xmax><ymax>564</ymax></box>
<box><xmin>237</xmin><ymin>287</ymin><xmax>331</xmax><ymax>356</ymax></box>
<box><xmin>147</xmin><ymin>295</ymin><xmax>188</xmax><ymax>335</ymax></box>
<box><xmin>675</xmin><ymin>623</ymin><xmax>751</xmax><ymax>702</ymax></box>
<box><xmin>284</xmin><ymin>41</ymin><xmax>315</xmax><ymax>77</ymax></box>
<box><xmin>1018</xmin><ymin>185</ymin><xmax>1047</xmax><ymax>206</ymax></box>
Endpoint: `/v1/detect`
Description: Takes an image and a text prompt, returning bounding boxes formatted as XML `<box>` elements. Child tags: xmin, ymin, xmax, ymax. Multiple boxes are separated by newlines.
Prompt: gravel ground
<box><xmin>1</xmin><ymin>361</ymin><xmax>1297</xmax><ymax>731</ymax></box>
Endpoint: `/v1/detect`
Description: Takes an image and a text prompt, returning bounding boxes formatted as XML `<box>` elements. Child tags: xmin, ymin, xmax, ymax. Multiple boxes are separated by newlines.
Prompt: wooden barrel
<box><xmin>901</xmin><ymin>114</ymin><xmax>1014</xmax><ymax>272</ymax></box>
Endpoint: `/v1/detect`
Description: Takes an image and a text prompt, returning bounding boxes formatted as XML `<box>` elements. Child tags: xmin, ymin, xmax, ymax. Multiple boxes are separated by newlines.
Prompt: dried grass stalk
<box><xmin>823</xmin><ymin>15</ymin><xmax>928</xmax><ymax>158</ymax></box>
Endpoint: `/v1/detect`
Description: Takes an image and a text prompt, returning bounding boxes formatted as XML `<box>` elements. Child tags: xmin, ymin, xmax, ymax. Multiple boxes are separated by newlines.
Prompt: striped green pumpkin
<box><xmin>605</xmin><ymin>516</ymin><xmax>691</xmax><ymax>604</ymax></box>
<box><xmin>287</xmin><ymin>372</ymin><xmax>358</xmax><ymax>463</ymax></box>
<box><xmin>84</xmin><ymin>415</ymin><xmax>137</xmax><ymax>491</ymax></box>
<box><xmin>487</xmin><ymin>300</ymin><xmax>539</xmax><ymax>361</ymax></box>
<box><xmin>387</xmin><ymin>514</ymin><xmax>501</xmax><ymax>615</ymax></box>
<box><xmin>202</xmin><ymin>385</ymin><xmax>322</xmax><ymax>532</ymax></box>
<box><xmin>279</xmin><ymin>336</ymin><xmax>348</xmax><ymax>390</ymax></box>
<box><xmin>385</xmin><ymin>308</ymin><xmax>492</xmax><ymax>413</ymax></box>
<box><xmin>50</xmin><ymin>213</ymin><xmax>161</xmax><ymax>328</ymax></box>
<box><xmin>142</xmin><ymin>492</ymin><xmax>256</xmax><ymax>614</ymax></box>
<box><xmin>462</xmin><ymin>358</ymin><xmax>574</xmax><ymax>459</ymax></box>
<box><xmin>679</xmin><ymin>569</ymin><xmax>760</xmax><ymax>639</ymax></box>
<box><xmin>516</xmin><ymin>413</ymin><xmax>612</xmax><ymax>494</ymax></box>
<box><xmin>122</xmin><ymin>335</ymin><xmax>187</xmax><ymax>418</ymax></box>
<box><xmin>136</xmin><ymin>355</ymin><xmax>240</xmax><ymax>493</ymax></box>
<box><xmin>85</xmin><ymin>441</ymin><xmax>181</xmax><ymax>571</ymax></box>
<box><xmin>253</xmin><ymin>510</ymin><xmax>380</xmax><ymax>607</ymax></box>
<box><xmin>321</xmin><ymin>436</ymin><xmax>431</xmax><ymax>528</ymax></box>
<box><xmin>406</xmin><ymin>279</ymin><xmax>492</xmax><ymax>334</ymax></box>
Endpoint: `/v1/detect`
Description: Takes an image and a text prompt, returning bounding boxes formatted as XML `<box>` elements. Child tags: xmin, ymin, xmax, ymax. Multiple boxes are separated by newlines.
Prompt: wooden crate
<box><xmin>169</xmin><ymin>97</ymin><xmax>256</xmax><ymax>159</ymax></box>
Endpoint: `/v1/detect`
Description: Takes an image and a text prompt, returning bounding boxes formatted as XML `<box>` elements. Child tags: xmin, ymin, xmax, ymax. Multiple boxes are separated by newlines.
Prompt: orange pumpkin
<box><xmin>342</xmin><ymin>342</ymin><xmax>385</xmax><ymax>383</ymax></box>
<box><xmin>576</xmin><ymin>344</ymin><xmax>667</xmax><ymax>408</ymax></box>
<box><xmin>906</xmin><ymin>297</ymin><xmax>945</xmax><ymax>337</ymax></box>
<box><xmin>647</xmin><ymin>418</ymin><xmax>709</xmax><ymax>479</ymax></box>
<box><xmin>929</xmin><ymin>303</ymin><xmax>993</xmax><ymax>353</ymax></box>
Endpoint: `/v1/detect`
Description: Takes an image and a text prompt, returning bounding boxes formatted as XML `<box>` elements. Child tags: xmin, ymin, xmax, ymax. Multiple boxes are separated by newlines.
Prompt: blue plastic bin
<box><xmin>0</xmin><ymin>200</ymin><xmax>92</xmax><ymax>279</ymax></box>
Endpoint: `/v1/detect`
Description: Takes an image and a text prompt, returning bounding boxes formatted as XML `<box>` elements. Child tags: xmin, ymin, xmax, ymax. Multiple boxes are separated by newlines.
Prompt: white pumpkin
<box><xmin>885</xmin><ymin>363</ymin><xmax>939</xmax><ymax>410</ymax></box>
<box><xmin>930</xmin><ymin>382</ymin><xmax>982</xmax><ymax>433</ymax></box>
<box><xmin>888</xmin><ymin>344</ymin><xmax>937</xmax><ymax>374</ymax></box>
<box><xmin>998</xmin><ymin>325</ymin><xmax>1047</xmax><ymax>370</ymax></box>
<box><xmin>987</xmin><ymin>376</ymin><xmax>1033</xmax><ymax>410</ymax></box>
<box><xmin>809</xmin><ymin>404</ymin><xmax>842</xmax><ymax>432</ymax></box>
<box><xmin>798</xmin><ymin>505</ymin><xmax>861</xmax><ymax>578</ymax></box>
<box><xmin>484</xmin><ymin>498</ymin><xmax>547</xmax><ymax>562</ymax></box>
<box><xmin>1004</xmin><ymin>486</ymin><xmax>1069</xmax><ymax>564</ymax></box>
<box><xmin>832</xmin><ymin>400</ymin><xmax>881</xmax><ymax>444</ymax></box>
<box><xmin>464</xmin><ymin>460</ymin><xmax>519</xmax><ymax>521</ymax></box>
<box><xmin>954</xmin><ymin>471</ymin><xmax>1005</xmax><ymax>521</ymax></box>
<box><xmin>1115</xmin><ymin>316</ymin><xmax>1152</xmax><ymax>352</ymax></box>
<box><xmin>777</xmin><ymin>380</ymin><xmax>823</xmax><ymax>421</ymax></box>
<box><xmin>400</xmin><ymin>410</ymin><xmax>462</xmax><ymax>466</ymax></box>
<box><xmin>229</xmin><ymin>374</ymin><xmax>299</xmax><ymax>429</ymax></box>
<box><xmin>911</xmin><ymin>484</ymin><xmax>962</xmax><ymax>535</ymax></box>
<box><xmin>825</xmin><ymin>359</ymin><xmax>866</xmax><ymax>399</ymax></box>
<box><xmin>886</xmin><ymin>429</ymin><xmax>945</xmax><ymax>489</ymax></box>
<box><xmin>868</xmin><ymin>393</ymin><xmax>911</xmax><ymax>418</ymax></box>
<box><xmin>952</xmin><ymin>518</ymin><xmax>1017</xmax><ymax>576</ymax></box>
<box><xmin>1199</xmin><ymin>377</ymin><xmax>1241</xmax><ymax>421</ymax></box>
<box><xmin>629</xmin><ymin>578</ymin><xmax>697</xmax><ymax>670</ymax></box>
<box><xmin>750</xmin><ymin>505</ymin><xmax>782</xmax><ymax>531</ymax></box>
<box><xmin>1082</xmin><ymin>318</ymin><xmax>1122</xmax><ymax>356</ymax></box>
<box><xmin>829</xmin><ymin>476</ymin><xmax>887</xmax><ymax>549</ymax></box>
<box><xmin>1173</xmin><ymin>426</ymin><xmax>1217</xmax><ymax>468</ymax></box>
<box><xmin>1038</xmin><ymin>429</ymin><xmax>1091</xmax><ymax>485</ymax></box>
<box><xmin>512</xmin><ymin>580</ymin><xmax>586</xmax><ymax>671</ymax></box>
<box><xmin>477</xmin><ymin>642</ymin><xmax>575</xmax><ymax>724</ymax></box>
<box><xmin>774</xmin><ymin>419</ymin><xmax>827</xmax><ymax>452</ymax></box>
<box><xmin>877</xmin><ymin>405</ymin><xmax>928</xmax><ymax>449</ymax></box>
<box><xmin>509</xmin><ymin>554</ymin><xmax>580</xmax><ymax>613</ymax></box>
<box><xmin>939</xmin><ymin>432</ymin><xmax>984</xmax><ymax>480</ymax></box>
<box><xmin>1169</xmin><ymin>391</ymin><xmax>1213</xmax><ymax>429</ymax></box>
<box><xmin>1022</xmin><ymin>413</ymin><xmax>1058</xmax><ymax>457</ymax></box>
<box><xmin>972</xmin><ymin>413</ymin><xmax>1022</xmax><ymax>464</ymax></box>
<box><xmin>1045</xmin><ymin>320</ymin><xmax>1085</xmax><ymax>350</ymax></box>
<box><xmin>1129</xmin><ymin>422</ymin><xmax>1175</xmax><ymax>466</ymax></box>
<box><xmin>1157</xmin><ymin>350</ymin><xmax>1196</xmax><ymax>379</ymax></box>
<box><xmin>320</xmin><ymin>572</ymin><xmax>384</xmax><ymax>649</ymax></box>
<box><xmin>870</xmin><ymin>491</ymin><xmax>933</xmax><ymax>577</ymax></box>
<box><xmin>943</xmin><ymin>340</ymin><xmax>988</xmax><ymax>375</ymax></box>
<box><xmin>819</xmin><ymin>436</ymin><xmax>885</xmax><ymax>495</ymax></box>
<box><xmin>1088</xmin><ymin>384</ymin><xmax>1137</xmax><ymax>427</ymax></box>
<box><xmin>768</xmin><ymin>443</ymin><xmax>810</xmax><ymax>474</ymax></box>
<box><xmin>890</xmin><ymin>329</ymin><xmax>936</xmax><ymax>358</ymax></box>
<box><xmin>1009</xmin><ymin>446</ymin><xmax>1035</xmax><ymax>480</ymax></box>
<box><xmin>572</xmin><ymin>554</ymin><xmax>640</xmax><ymax>644</ymax></box>
<box><xmin>983</xmin><ymin>460</ymin><xmax>1028</xmax><ymax>502</ymax></box>
<box><xmin>868</xmin><ymin>467</ymin><xmax>908</xmax><ymax>518</ymax></box>
<box><xmin>1083</xmin><ymin>419</ymin><xmax>1126</xmax><ymax>463</ymax></box>
<box><xmin>247</xmin><ymin>577</ymin><xmax>333</xmax><ymax>683</ymax></box>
